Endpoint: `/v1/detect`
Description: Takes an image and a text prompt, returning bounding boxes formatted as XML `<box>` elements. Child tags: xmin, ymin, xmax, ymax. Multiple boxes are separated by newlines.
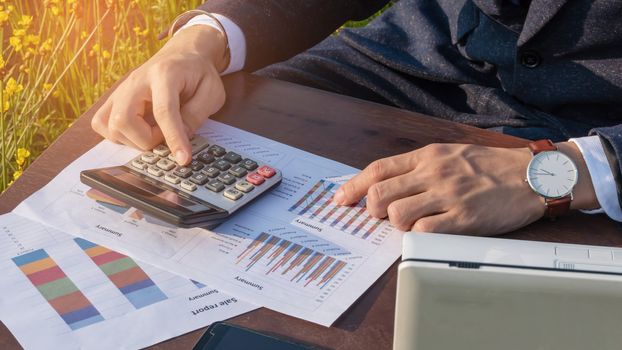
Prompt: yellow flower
<box><xmin>13</xmin><ymin>28</ymin><xmax>26</xmax><ymax>37</ymax></box>
<box><xmin>51</xmin><ymin>6</ymin><xmax>59</xmax><ymax>16</ymax></box>
<box><xmin>4</xmin><ymin>77</ymin><xmax>24</xmax><ymax>97</ymax></box>
<box><xmin>39</xmin><ymin>38</ymin><xmax>52</xmax><ymax>54</ymax></box>
<box><xmin>16</xmin><ymin>148</ymin><xmax>31</xmax><ymax>166</ymax></box>
<box><xmin>3</xmin><ymin>100</ymin><xmax>9</xmax><ymax>112</ymax></box>
<box><xmin>17</xmin><ymin>15</ymin><xmax>32</xmax><ymax>28</ymax></box>
<box><xmin>102</xmin><ymin>50</ymin><xmax>111</xmax><ymax>59</ymax></box>
<box><xmin>43</xmin><ymin>83</ymin><xmax>53</xmax><ymax>91</ymax></box>
<box><xmin>9</xmin><ymin>36</ymin><xmax>22</xmax><ymax>51</ymax></box>
<box><xmin>12</xmin><ymin>169</ymin><xmax>23</xmax><ymax>181</ymax></box>
<box><xmin>89</xmin><ymin>43</ymin><xmax>100</xmax><ymax>57</ymax></box>
<box><xmin>133</xmin><ymin>26</ymin><xmax>149</xmax><ymax>37</ymax></box>
<box><xmin>24</xmin><ymin>34</ymin><xmax>40</xmax><ymax>46</ymax></box>
<box><xmin>0</xmin><ymin>11</ymin><xmax>8</xmax><ymax>24</ymax></box>
<box><xmin>80</xmin><ymin>31</ymin><xmax>88</xmax><ymax>40</ymax></box>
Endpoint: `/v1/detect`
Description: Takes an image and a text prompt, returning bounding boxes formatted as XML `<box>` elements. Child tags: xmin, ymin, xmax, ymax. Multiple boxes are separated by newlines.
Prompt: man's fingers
<box><xmin>151</xmin><ymin>77</ymin><xmax>192</xmax><ymax>165</ymax></box>
<box><xmin>334</xmin><ymin>152</ymin><xmax>416</xmax><ymax>205</ymax></box>
<box><xmin>411</xmin><ymin>213</ymin><xmax>453</xmax><ymax>233</ymax></box>
<box><xmin>386</xmin><ymin>192</ymin><xmax>446</xmax><ymax>231</ymax></box>
<box><xmin>181</xmin><ymin>77</ymin><xmax>226</xmax><ymax>134</ymax></box>
<box><xmin>91</xmin><ymin>99</ymin><xmax>113</xmax><ymax>140</ymax></box>
<box><xmin>108</xmin><ymin>91</ymin><xmax>163</xmax><ymax>150</ymax></box>
<box><xmin>365</xmin><ymin>171</ymin><xmax>427</xmax><ymax>218</ymax></box>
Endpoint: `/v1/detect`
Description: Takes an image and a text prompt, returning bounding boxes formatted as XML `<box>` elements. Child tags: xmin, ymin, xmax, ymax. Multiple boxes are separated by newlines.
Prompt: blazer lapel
<box><xmin>518</xmin><ymin>0</ymin><xmax>568</xmax><ymax>46</ymax></box>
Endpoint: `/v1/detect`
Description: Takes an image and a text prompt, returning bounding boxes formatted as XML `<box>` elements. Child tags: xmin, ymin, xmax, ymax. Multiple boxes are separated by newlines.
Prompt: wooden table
<box><xmin>1</xmin><ymin>72</ymin><xmax>621</xmax><ymax>350</ymax></box>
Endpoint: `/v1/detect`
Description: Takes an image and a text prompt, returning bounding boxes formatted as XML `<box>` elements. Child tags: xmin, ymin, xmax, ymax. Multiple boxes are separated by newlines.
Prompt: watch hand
<box><xmin>533</xmin><ymin>172</ymin><xmax>555</xmax><ymax>176</ymax></box>
<box><xmin>537</xmin><ymin>169</ymin><xmax>555</xmax><ymax>176</ymax></box>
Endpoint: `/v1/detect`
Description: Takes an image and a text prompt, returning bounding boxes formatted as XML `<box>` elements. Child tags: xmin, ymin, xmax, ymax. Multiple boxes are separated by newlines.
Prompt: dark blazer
<box><xmin>198</xmin><ymin>0</ymin><xmax>622</xmax><ymax>207</ymax></box>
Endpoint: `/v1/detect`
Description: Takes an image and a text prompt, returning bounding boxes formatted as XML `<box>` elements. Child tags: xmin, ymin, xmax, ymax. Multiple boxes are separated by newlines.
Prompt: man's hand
<box><xmin>332</xmin><ymin>142</ymin><xmax>599</xmax><ymax>235</ymax></box>
<box><xmin>91</xmin><ymin>25</ymin><xmax>228</xmax><ymax>165</ymax></box>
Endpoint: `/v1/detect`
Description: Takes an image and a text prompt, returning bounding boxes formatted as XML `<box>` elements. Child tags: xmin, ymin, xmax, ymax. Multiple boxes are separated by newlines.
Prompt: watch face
<box><xmin>527</xmin><ymin>151</ymin><xmax>578</xmax><ymax>199</ymax></box>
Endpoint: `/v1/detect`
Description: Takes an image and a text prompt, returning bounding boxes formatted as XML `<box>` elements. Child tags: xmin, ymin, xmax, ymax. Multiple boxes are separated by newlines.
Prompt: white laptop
<box><xmin>394</xmin><ymin>232</ymin><xmax>622</xmax><ymax>350</ymax></box>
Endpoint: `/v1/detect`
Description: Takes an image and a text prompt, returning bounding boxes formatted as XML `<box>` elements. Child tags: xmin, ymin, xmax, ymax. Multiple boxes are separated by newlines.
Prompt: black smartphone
<box><xmin>193</xmin><ymin>322</ymin><xmax>315</xmax><ymax>350</ymax></box>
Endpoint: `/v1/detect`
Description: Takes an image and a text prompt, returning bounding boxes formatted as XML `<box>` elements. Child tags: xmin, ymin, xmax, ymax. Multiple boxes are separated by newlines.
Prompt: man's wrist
<box><xmin>555</xmin><ymin>141</ymin><xmax>599</xmax><ymax>211</ymax></box>
<box><xmin>168</xmin><ymin>24</ymin><xmax>230</xmax><ymax>73</ymax></box>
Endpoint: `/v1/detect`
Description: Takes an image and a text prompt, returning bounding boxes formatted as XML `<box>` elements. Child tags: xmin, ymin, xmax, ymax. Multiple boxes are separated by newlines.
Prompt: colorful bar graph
<box><xmin>289</xmin><ymin>180</ymin><xmax>325</xmax><ymax>212</ymax></box>
<box><xmin>290</xmin><ymin>179</ymin><xmax>390</xmax><ymax>241</ymax></box>
<box><xmin>74</xmin><ymin>238</ymin><xmax>167</xmax><ymax>309</ymax></box>
<box><xmin>237</xmin><ymin>233</ymin><xmax>347</xmax><ymax>288</ymax></box>
<box><xmin>12</xmin><ymin>249</ymin><xmax>104</xmax><ymax>330</ymax></box>
<box><xmin>362</xmin><ymin>219</ymin><xmax>383</xmax><ymax>240</ymax></box>
<box><xmin>298</xmin><ymin>183</ymin><xmax>335</xmax><ymax>216</ymax></box>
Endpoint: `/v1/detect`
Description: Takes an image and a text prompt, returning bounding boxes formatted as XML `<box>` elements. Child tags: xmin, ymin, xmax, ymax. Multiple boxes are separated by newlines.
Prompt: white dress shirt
<box><xmin>178</xmin><ymin>15</ymin><xmax>622</xmax><ymax>222</ymax></box>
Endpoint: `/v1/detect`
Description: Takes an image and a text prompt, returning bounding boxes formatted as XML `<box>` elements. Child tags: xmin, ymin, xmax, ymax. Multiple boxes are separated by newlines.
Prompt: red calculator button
<box><xmin>246</xmin><ymin>172</ymin><xmax>265</xmax><ymax>185</ymax></box>
<box><xmin>257</xmin><ymin>165</ymin><xmax>276</xmax><ymax>178</ymax></box>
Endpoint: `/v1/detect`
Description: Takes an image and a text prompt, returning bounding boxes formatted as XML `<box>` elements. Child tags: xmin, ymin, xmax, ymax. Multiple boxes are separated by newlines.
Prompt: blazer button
<box><xmin>520</xmin><ymin>50</ymin><xmax>542</xmax><ymax>68</ymax></box>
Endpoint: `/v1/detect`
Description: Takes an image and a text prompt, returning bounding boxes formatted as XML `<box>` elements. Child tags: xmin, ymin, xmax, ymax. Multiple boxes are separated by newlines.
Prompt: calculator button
<box><xmin>190</xmin><ymin>172</ymin><xmax>209</xmax><ymax>185</ymax></box>
<box><xmin>152</xmin><ymin>145</ymin><xmax>170</xmax><ymax>157</ymax></box>
<box><xmin>218</xmin><ymin>173</ymin><xmax>236</xmax><ymax>185</ymax></box>
<box><xmin>141</xmin><ymin>152</ymin><xmax>159</xmax><ymax>164</ymax></box>
<box><xmin>240</xmin><ymin>159</ymin><xmax>258</xmax><ymax>170</ymax></box>
<box><xmin>206</xmin><ymin>180</ymin><xmax>225</xmax><ymax>192</ymax></box>
<box><xmin>197</xmin><ymin>152</ymin><xmax>215</xmax><ymax>164</ymax></box>
<box><xmin>147</xmin><ymin>165</ymin><xmax>164</xmax><ymax>177</ymax></box>
<box><xmin>173</xmin><ymin>167</ymin><xmax>193</xmax><ymax>178</ymax></box>
<box><xmin>223</xmin><ymin>151</ymin><xmax>242</xmax><ymax>164</ymax></box>
<box><xmin>164</xmin><ymin>173</ymin><xmax>181</xmax><ymax>184</ymax></box>
<box><xmin>190</xmin><ymin>137</ymin><xmax>210</xmax><ymax>154</ymax></box>
<box><xmin>202</xmin><ymin>166</ymin><xmax>220</xmax><ymax>178</ymax></box>
<box><xmin>207</xmin><ymin>145</ymin><xmax>226</xmax><ymax>157</ymax></box>
<box><xmin>257</xmin><ymin>165</ymin><xmax>276</xmax><ymax>178</ymax></box>
<box><xmin>181</xmin><ymin>180</ymin><xmax>197</xmax><ymax>192</ymax></box>
<box><xmin>229</xmin><ymin>166</ymin><xmax>248</xmax><ymax>178</ymax></box>
<box><xmin>235</xmin><ymin>181</ymin><xmax>254</xmax><ymax>193</ymax></box>
<box><xmin>246</xmin><ymin>172</ymin><xmax>265</xmax><ymax>185</ymax></box>
<box><xmin>156</xmin><ymin>158</ymin><xmax>176</xmax><ymax>171</ymax></box>
<box><xmin>213</xmin><ymin>159</ymin><xmax>231</xmax><ymax>171</ymax></box>
<box><xmin>131</xmin><ymin>159</ymin><xmax>148</xmax><ymax>170</ymax></box>
<box><xmin>224</xmin><ymin>188</ymin><xmax>243</xmax><ymax>201</ymax></box>
<box><xmin>190</xmin><ymin>160</ymin><xmax>205</xmax><ymax>171</ymax></box>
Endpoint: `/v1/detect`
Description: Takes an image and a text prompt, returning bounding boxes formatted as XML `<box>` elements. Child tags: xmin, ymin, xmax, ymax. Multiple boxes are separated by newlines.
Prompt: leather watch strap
<box><xmin>545</xmin><ymin>196</ymin><xmax>572</xmax><ymax>219</ymax></box>
<box><xmin>527</xmin><ymin>139</ymin><xmax>572</xmax><ymax>220</ymax></box>
<box><xmin>528</xmin><ymin>139</ymin><xmax>557</xmax><ymax>154</ymax></box>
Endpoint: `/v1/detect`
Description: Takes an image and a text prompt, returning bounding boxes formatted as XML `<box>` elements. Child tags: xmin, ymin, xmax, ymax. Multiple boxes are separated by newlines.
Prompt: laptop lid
<box><xmin>394</xmin><ymin>233</ymin><xmax>622</xmax><ymax>350</ymax></box>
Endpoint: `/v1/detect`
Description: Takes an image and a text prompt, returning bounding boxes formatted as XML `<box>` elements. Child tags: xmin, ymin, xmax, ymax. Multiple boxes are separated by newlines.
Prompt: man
<box><xmin>91</xmin><ymin>0</ymin><xmax>622</xmax><ymax>235</ymax></box>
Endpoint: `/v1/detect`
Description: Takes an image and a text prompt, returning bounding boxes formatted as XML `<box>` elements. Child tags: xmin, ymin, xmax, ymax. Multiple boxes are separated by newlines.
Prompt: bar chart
<box><xmin>289</xmin><ymin>179</ymin><xmax>391</xmax><ymax>241</ymax></box>
<box><xmin>75</xmin><ymin>238</ymin><xmax>168</xmax><ymax>309</ymax></box>
<box><xmin>12</xmin><ymin>249</ymin><xmax>105</xmax><ymax>330</ymax></box>
<box><xmin>236</xmin><ymin>232</ymin><xmax>347</xmax><ymax>289</ymax></box>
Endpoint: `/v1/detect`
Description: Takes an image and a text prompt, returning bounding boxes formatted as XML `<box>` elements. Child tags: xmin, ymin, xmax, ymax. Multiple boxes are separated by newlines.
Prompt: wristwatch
<box><xmin>525</xmin><ymin>139</ymin><xmax>578</xmax><ymax>219</ymax></box>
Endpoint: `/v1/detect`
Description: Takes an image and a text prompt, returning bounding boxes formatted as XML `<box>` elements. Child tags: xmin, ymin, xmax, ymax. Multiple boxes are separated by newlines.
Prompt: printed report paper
<box><xmin>14</xmin><ymin>120</ymin><xmax>403</xmax><ymax>326</ymax></box>
<box><xmin>0</xmin><ymin>213</ymin><xmax>255</xmax><ymax>350</ymax></box>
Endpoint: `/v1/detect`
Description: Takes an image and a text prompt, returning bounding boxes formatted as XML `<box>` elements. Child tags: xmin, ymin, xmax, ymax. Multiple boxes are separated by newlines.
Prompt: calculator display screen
<box><xmin>89</xmin><ymin>166</ymin><xmax>216</xmax><ymax>216</ymax></box>
<box><xmin>111</xmin><ymin>169</ymin><xmax>197</xmax><ymax>209</ymax></box>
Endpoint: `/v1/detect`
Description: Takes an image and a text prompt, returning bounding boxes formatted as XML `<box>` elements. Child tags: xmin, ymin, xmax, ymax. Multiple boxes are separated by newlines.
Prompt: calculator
<box><xmin>80</xmin><ymin>135</ymin><xmax>282</xmax><ymax>228</ymax></box>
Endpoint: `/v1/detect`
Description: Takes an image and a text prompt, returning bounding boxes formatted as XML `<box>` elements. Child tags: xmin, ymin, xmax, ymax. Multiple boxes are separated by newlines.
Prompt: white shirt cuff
<box><xmin>570</xmin><ymin>136</ymin><xmax>622</xmax><ymax>222</ymax></box>
<box><xmin>175</xmin><ymin>14</ymin><xmax>246</xmax><ymax>75</ymax></box>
